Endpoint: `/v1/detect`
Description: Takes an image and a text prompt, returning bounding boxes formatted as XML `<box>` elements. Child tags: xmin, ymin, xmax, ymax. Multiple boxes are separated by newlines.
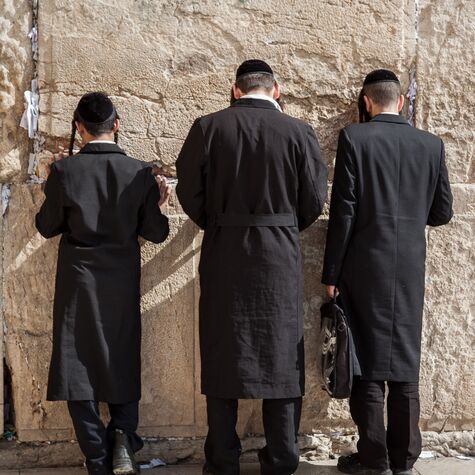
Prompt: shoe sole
<box><xmin>113</xmin><ymin>468</ymin><xmax>137</xmax><ymax>475</ymax></box>
<box><xmin>337</xmin><ymin>465</ymin><xmax>392</xmax><ymax>475</ymax></box>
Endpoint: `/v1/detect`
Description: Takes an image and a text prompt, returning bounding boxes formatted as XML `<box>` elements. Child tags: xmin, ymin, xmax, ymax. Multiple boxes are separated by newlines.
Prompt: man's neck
<box><xmin>243</xmin><ymin>89</ymin><xmax>273</xmax><ymax>99</ymax></box>
<box><xmin>371</xmin><ymin>107</ymin><xmax>399</xmax><ymax>117</ymax></box>
<box><xmin>81</xmin><ymin>134</ymin><xmax>115</xmax><ymax>145</ymax></box>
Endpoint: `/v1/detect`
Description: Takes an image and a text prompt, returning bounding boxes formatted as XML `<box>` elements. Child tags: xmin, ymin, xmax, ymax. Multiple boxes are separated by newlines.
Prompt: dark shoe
<box><xmin>202</xmin><ymin>464</ymin><xmax>213</xmax><ymax>474</ymax></box>
<box><xmin>88</xmin><ymin>468</ymin><xmax>113</xmax><ymax>475</ymax></box>
<box><xmin>392</xmin><ymin>470</ymin><xmax>413</xmax><ymax>474</ymax></box>
<box><xmin>338</xmin><ymin>453</ymin><xmax>392</xmax><ymax>475</ymax></box>
<box><xmin>112</xmin><ymin>429</ymin><xmax>139</xmax><ymax>474</ymax></box>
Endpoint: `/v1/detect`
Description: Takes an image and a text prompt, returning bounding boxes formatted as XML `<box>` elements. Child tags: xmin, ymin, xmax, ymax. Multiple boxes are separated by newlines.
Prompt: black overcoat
<box><xmin>322</xmin><ymin>114</ymin><xmax>453</xmax><ymax>382</ymax></box>
<box><xmin>36</xmin><ymin>142</ymin><xmax>169</xmax><ymax>403</ymax></box>
<box><xmin>176</xmin><ymin>98</ymin><xmax>328</xmax><ymax>399</ymax></box>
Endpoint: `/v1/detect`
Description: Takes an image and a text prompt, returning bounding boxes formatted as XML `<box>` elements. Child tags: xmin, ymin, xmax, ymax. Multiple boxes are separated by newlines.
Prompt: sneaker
<box><xmin>112</xmin><ymin>429</ymin><xmax>139</xmax><ymax>474</ymax></box>
<box><xmin>338</xmin><ymin>453</ymin><xmax>392</xmax><ymax>475</ymax></box>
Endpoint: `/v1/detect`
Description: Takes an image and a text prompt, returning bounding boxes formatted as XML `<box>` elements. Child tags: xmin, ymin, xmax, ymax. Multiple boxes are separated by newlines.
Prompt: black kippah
<box><xmin>363</xmin><ymin>69</ymin><xmax>400</xmax><ymax>86</ymax></box>
<box><xmin>75</xmin><ymin>92</ymin><xmax>116</xmax><ymax>124</ymax></box>
<box><xmin>236</xmin><ymin>59</ymin><xmax>274</xmax><ymax>79</ymax></box>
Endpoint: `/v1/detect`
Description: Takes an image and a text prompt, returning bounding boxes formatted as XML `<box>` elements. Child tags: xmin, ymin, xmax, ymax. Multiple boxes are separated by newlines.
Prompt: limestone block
<box><xmin>416</xmin><ymin>0</ymin><xmax>475</xmax><ymax>184</ymax></box>
<box><xmin>3</xmin><ymin>185</ymin><xmax>205</xmax><ymax>440</ymax></box>
<box><xmin>452</xmin><ymin>184</ymin><xmax>475</xmax><ymax>218</ymax></box>
<box><xmin>420</xmin><ymin>218</ymin><xmax>475</xmax><ymax>430</ymax></box>
<box><xmin>5</xmin><ymin>0</ymin><xmax>473</xmax><ymax>448</ymax></box>
<box><xmin>37</xmin><ymin>0</ymin><xmax>416</xmax><ymax>174</ymax></box>
<box><xmin>0</xmin><ymin>0</ymin><xmax>32</xmax><ymax>182</ymax></box>
<box><xmin>139</xmin><ymin>216</ymin><xmax>201</xmax><ymax>435</ymax></box>
<box><xmin>2</xmin><ymin>184</ymin><xmax>72</xmax><ymax>440</ymax></box>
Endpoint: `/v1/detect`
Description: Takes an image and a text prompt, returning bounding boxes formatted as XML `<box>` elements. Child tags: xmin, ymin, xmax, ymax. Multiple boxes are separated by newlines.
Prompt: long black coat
<box><xmin>176</xmin><ymin>98</ymin><xmax>328</xmax><ymax>399</ymax></box>
<box><xmin>322</xmin><ymin>114</ymin><xmax>453</xmax><ymax>382</ymax></box>
<box><xmin>36</xmin><ymin>142</ymin><xmax>169</xmax><ymax>403</ymax></box>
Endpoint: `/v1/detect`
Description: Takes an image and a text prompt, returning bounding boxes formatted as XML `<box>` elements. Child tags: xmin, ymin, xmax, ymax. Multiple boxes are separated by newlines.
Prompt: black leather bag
<box><xmin>319</xmin><ymin>296</ymin><xmax>354</xmax><ymax>399</ymax></box>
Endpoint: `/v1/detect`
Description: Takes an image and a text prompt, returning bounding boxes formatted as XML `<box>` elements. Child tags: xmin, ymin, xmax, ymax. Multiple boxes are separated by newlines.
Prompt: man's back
<box><xmin>199</xmin><ymin>99</ymin><xmax>324</xmax><ymax>224</ymax></box>
<box><xmin>347</xmin><ymin>115</ymin><xmax>445</xmax><ymax>229</ymax></box>
<box><xmin>322</xmin><ymin>113</ymin><xmax>453</xmax><ymax>382</ymax></box>
<box><xmin>176</xmin><ymin>97</ymin><xmax>328</xmax><ymax>400</ymax></box>
<box><xmin>343</xmin><ymin>115</ymin><xmax>448</xmax><ymax>272</ymax></box>
<box><xmin>36</xmin><ymin>142</ymin><xmax>168</xmax><ymax>248</ymax></box>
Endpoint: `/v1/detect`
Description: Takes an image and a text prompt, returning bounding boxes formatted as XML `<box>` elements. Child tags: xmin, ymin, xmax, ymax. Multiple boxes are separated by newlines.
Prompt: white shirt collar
<box><xmin>379</xmin><ymin>112</ymin><xmax>399</xmax><ymax>116</ymax></box>
<box><xmin>89</xmin><ymin>140</ymin><xmax>116</xmax><ymax>144</ymax></box>
<box><xmin>240</xmin><ymin>94</ymin><xmax>282</xmax><ymax>112</ymax></box>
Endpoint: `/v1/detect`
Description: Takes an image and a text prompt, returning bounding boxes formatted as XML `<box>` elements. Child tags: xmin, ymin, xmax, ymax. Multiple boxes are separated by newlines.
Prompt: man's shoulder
<box><xmin>57</xmin><ymin>152</ymin><xmax>151</xmax><ymax>172</ymax></box>
<box><xmin>343</xmin><ymin>121</ymin><xmax>442</xmax><ymax>147</ymax></box>
<box><xmin>198</xmin><ymin>106</ymin><xmax>312</xmax><ymax>131</ymax></box>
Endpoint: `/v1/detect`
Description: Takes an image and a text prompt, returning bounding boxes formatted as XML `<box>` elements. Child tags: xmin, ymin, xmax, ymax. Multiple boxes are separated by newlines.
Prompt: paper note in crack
<box><xmin>2</xmin><ymin>184</ymin><xmax>11</xmax><ymax>216</ymax></box>
<box><xmin>20</xmin><ymin>80</ymin><xmax>40</xmax><ymax>139</ymax></box>
<box><xmin>29</xmin><ymin>26</ymin><xmax>39</xmax><ymax>61</ymax></box>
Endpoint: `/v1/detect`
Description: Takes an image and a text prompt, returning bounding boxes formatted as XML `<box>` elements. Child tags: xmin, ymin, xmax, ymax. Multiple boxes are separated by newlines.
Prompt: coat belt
<box><xmin>210</xmin><ymin>213</ymin><xmax>297</xmax><ymax>227</ymax></box>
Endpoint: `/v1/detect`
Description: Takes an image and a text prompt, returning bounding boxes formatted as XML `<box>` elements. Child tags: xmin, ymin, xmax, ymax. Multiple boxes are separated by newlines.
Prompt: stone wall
<box><xmin>0</xmin><ymin>0</ymin><xmax>473</xmax><ymax>462</ymax></box>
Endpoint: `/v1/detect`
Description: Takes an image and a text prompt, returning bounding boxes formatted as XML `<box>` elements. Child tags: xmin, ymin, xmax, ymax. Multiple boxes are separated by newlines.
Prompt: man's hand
<box><xmin>156</xmin><ymin>175</ymin><xmax>172</xmax><ymax>213</ymax></box>
<box><xmin>326</xmin><ymin>285</ymin><xmax>339</xmax><ymax>299</ymax></box>
<box><xmin>44</xmin><ymin>146</ymin><xmax>70</xmax><ymax>177</ymax></box>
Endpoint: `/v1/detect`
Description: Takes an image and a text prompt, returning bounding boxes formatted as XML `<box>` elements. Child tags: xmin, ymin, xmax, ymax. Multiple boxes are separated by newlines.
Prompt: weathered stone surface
<box><xmin>2</xmin><ymin>184</ymin><xmax>72</xmax><ymax>440</ymax></box>
<box><xmin>1</xmin><ymin>0</ymin><xmax>473</xmax><ymax>460</ymax></box>
<box><xmin>0</xmin><ymin>0</ymin><xmax>32</xmax><ymax>182</ymax></box>
<box><xmin>1</xmin><ymin>432</ymin><xmax>474</xmax><ymax>469</ymax></box>
<box><xmin>420</xmin><ymin>218</ymin><xmax>475</xmax><ymax>431</ymax></box>
<box><xmin>37</xmin><ymin>0</ymin><xmax>416</xmax><ymax>172</ymax></box>
<box><xmin>3</xmin><ymin>186</ymin><xmax>204</xmax><ymax>440</ymax></box>
<box><xmin>416</xmin><ymin>0</ymin><xmax>475</xmax><ymax>183</ymax></box>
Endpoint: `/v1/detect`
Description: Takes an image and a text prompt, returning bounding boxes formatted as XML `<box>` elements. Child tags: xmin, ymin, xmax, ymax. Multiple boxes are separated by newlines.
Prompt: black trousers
<box><xmin>68</xmin><ymin>400</ymin><xmax>143</xmax><ymax>475</ymax></box>
<box><xmin>204</xmin><ymin>397</ymin><xmax>302</xmax><ymax>475</ymax></box>
<box><xmin>349</xmin><ymin>379</ymin><xmax>422</xmax><ymax>471</ymax></box>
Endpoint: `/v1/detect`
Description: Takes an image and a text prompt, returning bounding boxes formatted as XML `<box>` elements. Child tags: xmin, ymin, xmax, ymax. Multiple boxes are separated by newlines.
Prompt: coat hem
<box><xmin>359</xmin><ymin>372</ymin><xmax>420</xmax><ymax>383</ymax></box>
<box><xmin>202</xmin><ymin>384</ymin><xmax>304</xmax><ymax>400</ymax></box>
<box><xmin>47</xmin><ymin>390</ymin><xmax>141</xmax><ymax>404</ymax></box>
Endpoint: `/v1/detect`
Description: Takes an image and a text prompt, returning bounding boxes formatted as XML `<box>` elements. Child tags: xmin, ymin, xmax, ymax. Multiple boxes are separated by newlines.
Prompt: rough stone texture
<box><xmin>416</xmin><ymin>0</ymin><xmax>475</xmax><ymax>433</ymax></box>
<box><xmin>0</xmin><ymin>0</ymin><xmax>32</xmax><ymax>182</ymax></box>
<box><xmin>1</xmin><ymin>431</ymin><xmax>474</xmax><ymax>469</ymax></box>
<box><xmin>416</xmin><ymin>0</ymin><xmax>475</xmax><ymax>184</ymax></box>
<box><xmin>0</xmin><ymin>0</ymin><xmax>473</xmax><ymax>462</ymax></box>
<box><xmin>36</xmin><ymin>0</ymin><xmax>416</xmax><ymax>176</ymax></box>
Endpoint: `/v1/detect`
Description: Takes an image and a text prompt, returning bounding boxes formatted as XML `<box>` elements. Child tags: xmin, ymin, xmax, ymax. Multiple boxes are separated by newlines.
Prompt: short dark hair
<box><xmin>75</xmin><ymin>112</ymin><xmax>116</xmax><ymax>136</ymax></box>
<box><xmin>69</xmin><ymin>92</ymin><xmax>119</xmax><ymax>155</ymax></box>
<box><xmin>235</xmin><ymin>72</ymin><xmax>275</xmax><ymax>93</ymax></box>
<box><xmin>363</xmin><ymin>81</ymin><xmax>401</xmax><ymax>107</ymax></box>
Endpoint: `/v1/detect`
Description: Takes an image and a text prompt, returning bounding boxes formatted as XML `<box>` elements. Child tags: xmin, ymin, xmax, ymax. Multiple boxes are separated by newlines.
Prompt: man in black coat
<box><xmin>36</xmin><ymin>93</ymin><xmax>171</xmax><ymax>475</ymax></box>
<box><xmin>322</xmin><ymin>70</ymin><xmax>453</xmax><ymax>475</ymax></box>
<box><xmin>176</xmin><ymin>60</ymin><xmax>328</xmax><ymax>475</ymax></box>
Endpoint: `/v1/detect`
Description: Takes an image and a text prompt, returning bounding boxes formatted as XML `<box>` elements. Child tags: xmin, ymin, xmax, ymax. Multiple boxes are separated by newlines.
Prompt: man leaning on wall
<box><xmin>36</xmin><ymin>93</ymin><xmax>171</xmax><ymax>475</ymax></box>
<box><xmin>176</xmin><ymin>60</ymin><xmax>328</xmax><ymax>475</ymax></box>
<box><xmin>322</xmin><ymin>70</ymin><xmax>453</xmax><ymax>475</ymax></box>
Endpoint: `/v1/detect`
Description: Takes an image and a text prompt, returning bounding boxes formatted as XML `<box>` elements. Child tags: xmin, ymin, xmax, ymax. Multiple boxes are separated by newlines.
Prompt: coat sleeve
<box><xmin>297</xmin><ymin>126</ymin><xmax>328</xmax><ymax>231</ymax></box>
<box><xmin>322</xmin><ymin>129</ymin><xmax>358</xmax><ymax>285</ymax></box>
<box><xmin>35</xmin><ymin>163</ymin><xmax>67</xmax><ymax>238</ymax></box>
<box><xmin>138</xmin><ymin>169</ymin><xmax>170</xmax><ymax>243</ymax></box>
<box><xmin>175</xmin><ymin>118</ymin><xmax>207</xmax><ymax>229</ymax></box>
<box><xmin>427</xmin><ymin>140</ymin><xmax>453</xmax><ymax>226</ymax></box>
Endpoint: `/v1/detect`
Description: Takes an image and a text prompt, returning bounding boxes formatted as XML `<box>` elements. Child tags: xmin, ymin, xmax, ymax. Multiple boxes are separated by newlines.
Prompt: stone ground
<box><xmin>1</xmin><ymin>459</ymin><xmax>475</xmax><ymax>475</ymax></box>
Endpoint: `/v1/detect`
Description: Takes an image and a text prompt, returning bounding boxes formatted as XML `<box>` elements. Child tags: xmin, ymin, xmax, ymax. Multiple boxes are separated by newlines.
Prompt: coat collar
<box><xmin>79</xmin><ymin>142</ymin><xmax>127</xmax><ymax>155</ymax></box>
<box><xmin>370</xmin><ymin>113</ymin><xmax>410</xmax><ymax>125</ymax></box>
<box><xmin>230</xmin><ymin>97</ymin><xmax>280</xmax><ymax>111</ymax></box>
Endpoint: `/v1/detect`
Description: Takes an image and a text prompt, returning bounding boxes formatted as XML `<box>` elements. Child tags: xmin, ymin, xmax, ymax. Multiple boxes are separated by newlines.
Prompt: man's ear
<box><xmin>397</xmin><ymin>94</ymin><xmax>405</xmax><ymax>112</ymax></box>
<box><xmin>75</xmin><ymin>121</ymin><xmax>86</xmax><ymax>137</ymax></box>
<box><xmin>363</xmin><ymin>95</ymin><xmax>372</xmax><ymax>114</ymax></box>
<box><xmin>273</xmin><ymin>82</ymin><xmax>280</xmax><ymax>100</ymax></box>
<box><xmin>112</xmin><ymin>118</ymin><xmax>120</xmax><ymax>133</ymax></box>
<box><xmin>232</xmin><ymin>84</ymin><xmax>243</xmax><ymax>100</ymax></box>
